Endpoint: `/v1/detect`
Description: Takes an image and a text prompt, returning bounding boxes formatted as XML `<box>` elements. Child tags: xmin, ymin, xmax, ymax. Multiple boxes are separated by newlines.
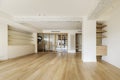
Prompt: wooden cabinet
<box><xmin>97</xmin><ymin>46</ymin><xmax>107</xmax><ymax>56</ymax></box>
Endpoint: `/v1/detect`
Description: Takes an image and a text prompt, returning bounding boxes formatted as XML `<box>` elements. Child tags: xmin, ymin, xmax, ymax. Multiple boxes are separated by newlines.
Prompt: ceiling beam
<box><xmin>89</xmin><ymin>0</ymin><xmax>113</xmax><ymax>19</ymax></box>
<box><xmin>13</xmin><ymin>16</ymin><xmax>82</xmax><ymax>22</ymax></box>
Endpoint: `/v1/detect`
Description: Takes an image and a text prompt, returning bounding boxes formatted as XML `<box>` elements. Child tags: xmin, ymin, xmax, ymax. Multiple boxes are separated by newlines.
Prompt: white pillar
<box><xmin>68</xmin><ymin>33</ymin><xmax>75</xmax><ymax>53</ymax></box>
<box><xmin>33</xmin><ymin>33</ymin><xmax>38</xmax><ymax>53</ymax></box>
<box><xmin>82</xmin><ymin>17</ymin><xmax>96</xmax><ymax>62</ymax></box>
<box><xmin>0</xmin><ymin>23</ymin><xmax>8</xmax><ymax>60</ymax></box>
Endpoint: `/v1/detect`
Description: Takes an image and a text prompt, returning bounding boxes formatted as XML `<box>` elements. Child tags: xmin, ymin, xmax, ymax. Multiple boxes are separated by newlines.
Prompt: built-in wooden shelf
<box><xmin>97</xmin><ymin>35</ymin><xmax>107</xmax><ymax>38</ymax></box>
<box><xmin>96</xmin><ymin>22</ymin><xmax>107</xmax><ymax>60</ymax></box>
<box><xmin>97</xmin><ymin>25</ymin><xmax>107</xmax><ymax>28</ymax></box>
<box><xmin>97</xmin><ymin>46</ymin><xmax>107</xmax><ymax>56</ymax></box>
<box><xmin>97</xmin><ymin>30</ymin><xmax>107</xmax><ymax>33</ymax></box>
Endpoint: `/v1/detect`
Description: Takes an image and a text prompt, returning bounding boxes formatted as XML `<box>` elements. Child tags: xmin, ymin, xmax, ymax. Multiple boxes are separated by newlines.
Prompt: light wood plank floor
<box><xmin>0</xmin><ymin>53</ymin><xmax>120</xmax><ymax>80</ymax></box>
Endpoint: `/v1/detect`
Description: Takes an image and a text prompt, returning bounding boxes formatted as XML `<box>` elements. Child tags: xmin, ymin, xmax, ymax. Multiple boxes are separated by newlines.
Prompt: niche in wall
<box><xmin>8</xmin><ymin>25</ymin><xmax>35</xmax><ymax>59</ymax></box>
<box><xmin>8</xmin><ymin>25</ymin><xmax>34</xmax><ymax>45</ymax></box>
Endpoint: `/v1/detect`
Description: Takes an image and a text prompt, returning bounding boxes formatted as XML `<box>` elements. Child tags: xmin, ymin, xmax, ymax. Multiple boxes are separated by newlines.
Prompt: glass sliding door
<box><xmin>62</xmin><ymin>33</ymin><xmax>68</xmax><ymax>53</ymax></box>
<box><xmin>64</xmin><ymin>33</ymin><xmax>68</xmax><ymax>52</ymax></box>
<box><xmin>44</xmin><ymin>33</ymin><xmax>49</xmax><ymax>52</ymax></box>
<box><xmin>56</xmin><ymin>33</ymin><xmax>68</xmax><ymax>53</ymax></box>
<box><xmin>56</xmin><ymin>33</ymin><xmax>61</xmax><ymax>52</ymax></box>
<box><xmin>38</xmin><ymin>33</ymin><xmax>68</xmax><ymax>53</ymax></box>
<box><xmin>49</xmin><ymin>33</ymin><xmax>55</xmax><ymax>52</ymax></box>
<box><xmin>38</xmin><ymin>33</ymin><xmax>44</xmax><ymax>52</ymax></box>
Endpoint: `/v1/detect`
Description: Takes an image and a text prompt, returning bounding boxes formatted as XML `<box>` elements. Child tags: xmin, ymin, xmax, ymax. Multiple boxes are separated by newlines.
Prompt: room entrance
<box><xmin>75</xmin><ymin>33</ymin><xmax>82</xmax><ymax>52</ymax></box>
<box><xmin>37</xmin><ymin>33</ymin><xmax>68</xmax><ymax>53</ymax></box>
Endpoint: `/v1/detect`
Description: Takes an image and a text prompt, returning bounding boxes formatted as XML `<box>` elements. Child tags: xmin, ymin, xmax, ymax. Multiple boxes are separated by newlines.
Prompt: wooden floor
<box><xmin>0</xmin><ymin>53</ymin><xmax>120</xmax><ymax>80</ymax></box>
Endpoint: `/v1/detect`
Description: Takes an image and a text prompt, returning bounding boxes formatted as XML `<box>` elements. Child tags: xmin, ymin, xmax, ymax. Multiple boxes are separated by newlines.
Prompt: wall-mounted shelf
<box><xmin>97</xmin><ymin>35</ymin><xmax>107</xmax><ymax>38</ymax></box>
<box><xmin>97</xmin><ymin>30</ymin><xmax>107</xmax><ymax>33</ymax></box>
<box><xmin>97</xmin><ymin>25</ymin><xmax>107</xmax><ymax>28</ymax></box>
<box><xmin>96</xmin><ymin>23</ymin><xmax>107</xmax><ymax>41</ymax></box>
<box><xmin>96</xmin><ymin>22</ymin><xmax>107</xmax><ymax>60</ymax></box>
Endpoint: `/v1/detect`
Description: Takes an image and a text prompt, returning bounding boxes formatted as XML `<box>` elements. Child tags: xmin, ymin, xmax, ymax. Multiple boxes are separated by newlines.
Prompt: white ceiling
<box><xmin>0</xmin><ymin>0</ymin><xmax>99</xmax><ymax>16</ymax></box>
<box><xmin>21</xmin><ymin>21</ymin><xmax>82</xmax><ymax>30</ymax></box>
<box><xmin>0</xmin><ymin>0</ymin><xmax>118</xmax><ymax>31</ymax></box>
<box><xmin>0</xmin><ymin>0</ymin><xmax>100</xmax><ymax>30</ymax></box>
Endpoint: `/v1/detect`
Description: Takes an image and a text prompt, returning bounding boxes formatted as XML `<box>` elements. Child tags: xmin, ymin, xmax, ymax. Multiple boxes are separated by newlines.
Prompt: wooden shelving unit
<box><xmin>96</xmin><ymin>22</ymin><xmax>107</xmax><ymax>61</ymax></box>
<box><xmin>96</xmin><ymin>22</ymin><xmax>107</xmax><ymax>46</ymax></box>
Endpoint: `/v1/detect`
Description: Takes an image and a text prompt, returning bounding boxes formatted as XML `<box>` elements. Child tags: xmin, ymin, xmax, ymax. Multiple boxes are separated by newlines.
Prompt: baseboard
<box><xmin>82</xmin><ymin>57</ymin><xmax>97</xmax><ymax>62</ymax></box>
<box><xmin>102</xmin><ymin>59</ymin><xmax>120</xmax><ymax>69</ymax></box>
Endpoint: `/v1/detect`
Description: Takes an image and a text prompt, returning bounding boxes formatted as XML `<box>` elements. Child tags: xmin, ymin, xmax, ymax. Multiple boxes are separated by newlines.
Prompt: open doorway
<box><xmin>75</xmin><ymin>33</ymin><xmax>82</xmax><ymax>53</ymax></box>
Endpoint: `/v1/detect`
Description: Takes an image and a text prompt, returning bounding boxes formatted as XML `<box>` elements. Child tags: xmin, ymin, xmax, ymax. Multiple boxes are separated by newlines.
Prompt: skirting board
<box><xmin>82</xmin><ymin>57</ymin><xmax>97</xmax><ymax>62</ymax></box>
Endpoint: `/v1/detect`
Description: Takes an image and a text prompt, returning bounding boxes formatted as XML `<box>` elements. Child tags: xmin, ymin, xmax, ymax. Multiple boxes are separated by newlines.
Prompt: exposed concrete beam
<box><xmin>89</xmin><ymin>0</ymin><xmax>120</xmax><ymax>20</ymax></box>
<box><xmin>13</xmin><ymin>16</ymin><xmax>82</xmax><ymax>22</ymax></box>
<box><xmin>0</xmin><ymin>10</ymin><xmax>13</xmax><ymax>20</ymax></box>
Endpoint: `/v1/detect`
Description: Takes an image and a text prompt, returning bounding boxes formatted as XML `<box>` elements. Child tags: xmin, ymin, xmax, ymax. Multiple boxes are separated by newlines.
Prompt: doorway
<box><xmin>75</xmin><ymin>33</ymin><xmax>82</xmax><ymax>52</ymax></box>
<box><xmin>37</xmin><ymin>33</ymin><xmax>68</xmax><ymax>53</ymax></box>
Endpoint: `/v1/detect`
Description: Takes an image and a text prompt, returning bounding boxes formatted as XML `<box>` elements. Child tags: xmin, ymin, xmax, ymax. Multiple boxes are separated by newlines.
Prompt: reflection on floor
<box><xmin>0</xmin><ymin>53</ymin><xmax>120</xmax><ymax>80</ymax></box>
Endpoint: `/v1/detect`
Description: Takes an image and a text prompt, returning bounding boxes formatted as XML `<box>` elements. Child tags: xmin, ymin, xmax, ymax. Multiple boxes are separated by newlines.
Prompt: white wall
<box><xmin>0</xmin><ymin>23</ymin><xmax>8</xmax><ymax>60</ymax></box>
<box><xmin>43</xmin><ymin>30</ymin><xmax>82</xmax><ymax>53</ymax></box>
<box><xmin>82</xmin><ymin>18</ymin><xmax>96</xmax><ymax>62</ymax></box>
<box><xmin>102</xmin><ymin>6</ymin><xmax>120</xmax><ymax>68</ymax></box>
<box><xmin>8</xmin><ymin>45</ymin><xmax>35</xmax><ymax>58</ymax></box>
<box><xmin>0</xmin><ymin>11</ymin><xmax>39</xmax><ymax>60</ymax></box>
